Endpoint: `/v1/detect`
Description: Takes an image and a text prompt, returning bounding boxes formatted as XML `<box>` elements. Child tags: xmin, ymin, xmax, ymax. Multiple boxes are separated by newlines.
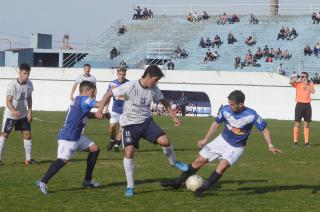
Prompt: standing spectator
<box><xmin>133</xmin><ymin>6</ymin><xmax>142</xmax><ymax>20</ymax></box>
<box><xmin>167</xmin><ymin>60</ymin><xmax>175</xmax><ymax>70</ymax></box>
<box><xmin>148</xmin><ymin>9</ymin><xmax>153</xmax><ymax>18</ymax></box>
<box><xmin>199</xmin><ymin>37</ymin><xmax>205</xmax><ymax>48</ymax></box>
<box><xmin>110</xmin><ymin>47</ymin><xmax>120</xmax><ymax>60</ymax></box>
<box><xmin>179</xmin><ymin>93</ymin><xmax>188</xmax><ymax>116</ymax></box>
<box><xmin>289</xmin><ymin>72</ymin><xmax>315</xmax><ymax>147</ymax></box>
<box><xmin>277</xmin><ymin>64</ymin><xmax>286</xmax><ymax>76</ymax></box>
<box><xmin>202</xmin><ymin>11</ymin><xmax>210</xmax><ymax>20</ymax></box>
<box><xmin>142</xmin><ymin>8</ymin><xmax>149</xmax><ymax>19</ymax></box>
<box><xmin>313</xmin><ymin>42</ymin><xmax>320</xmax><ymax>58</ymax></box>
<box><xmin>193</xmin><ymin>12</ymin><xmax>200</xmax><ymax>22</ymax></box>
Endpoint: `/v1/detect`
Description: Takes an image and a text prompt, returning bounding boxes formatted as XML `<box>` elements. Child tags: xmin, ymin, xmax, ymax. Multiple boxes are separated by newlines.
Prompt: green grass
<box><xmin>1</xmin><ymin>108</ymin><xmax>320</xmax><ymax>211</ymax></box>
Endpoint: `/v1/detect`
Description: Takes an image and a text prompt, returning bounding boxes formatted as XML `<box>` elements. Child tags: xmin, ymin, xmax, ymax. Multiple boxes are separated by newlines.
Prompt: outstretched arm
<box><xmin>160</xmin><ymin>99</ymin><xmax>181</xmax><ymax>126</ymax></box>
<box><xmin>95</xmin><ymin>90</ymin><xmax>113</xmax><ymax>119</ymax></box>
<box><xmin>197</xmin><ymin>121</ymin><xmax>220</xmax><ymax>148</ymax></box>
<box><xmin>261</xmin><ymin>128</ymin><xmax>281</xmax><ymax>154</ymax></box>
<box><xmin>70</xmin><ymin>82</ymin><xmax>78</xmax><ymax>101</ymax></box>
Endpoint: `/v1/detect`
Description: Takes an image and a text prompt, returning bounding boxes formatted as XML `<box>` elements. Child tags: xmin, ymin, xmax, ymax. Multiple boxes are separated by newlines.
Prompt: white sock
<box><xmin>123</xmin><ymin>157</ymin><xmax>134</xmax><ymax>188</ymax></box>
<box><xmin>23</xmin><ymin>139</ymin><xmax>32</xmax><ymax>161</ymax></box>
<box><xmin>0</xmin><ymin>136</ymin><xmax>7</xmax><ymax>161</ymax></box>
<box><xmin>162</xmin><ymin>144</ymin><xmax>176</xmax><ymax>166</ymax></box>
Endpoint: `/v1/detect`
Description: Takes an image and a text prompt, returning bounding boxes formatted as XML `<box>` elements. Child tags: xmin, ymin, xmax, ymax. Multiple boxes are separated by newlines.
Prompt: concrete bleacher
<box><xmin>76</xmin><ymin>15</ymin><xmax>320</xmax><ymax>74</ymax></box>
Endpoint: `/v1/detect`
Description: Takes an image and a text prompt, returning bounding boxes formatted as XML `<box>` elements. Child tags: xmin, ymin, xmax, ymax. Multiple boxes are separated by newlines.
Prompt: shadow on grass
<box><xmin>138</xmin><ymin>148</ymin><xmax>199</xmax><ymax>153</ymax></box>
<box><xmin>26</xmin><ymin>157</ymin><xmax>122</xmax><ymax>165</ymax></box>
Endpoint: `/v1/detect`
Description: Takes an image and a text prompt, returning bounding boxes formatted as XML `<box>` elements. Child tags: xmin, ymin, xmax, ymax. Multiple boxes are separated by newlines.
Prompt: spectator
<box><xmin>213</xmin><ymin>34</ymin><xmax>222</xmax><ymax>48</ymax></box>
<box><xmin>133</xmin><ymin>6</ymin><xmax>142</xmax><ymax>20</ymax></box>
<box><xmin>269</xmin><ymin>48</ymin><xmax>276</xmax><ymax>57</ymax></box>
<box><xmin>245</xmin><ymin>36</ymin><xmax>256</xmax><ymax>46</ymax></box>
<box><xmin>142</xmin><ymin>8</ymin><xmax>149</xmax><ymax>19</ymax></box>
<box><xmin>202</xmin><ymin>11</ymin><xmax>210</xmax><ymax>20</ymax></box>
<box><xmin>291</xmin><ymin>71</ymin><xmax>298</xmax><ymax>79</ymax></box>
<box><xmin>282</xmin><ymin>49</ymin><xmax>291</xmax><ymax>60</ymax></box>
<box><xmin>312</xmin><ymin>12</ymin><xmax>317</xmax><ymax>24</ymax></box>
<box><xmin>249</xmin><ymin>13</ymin><xmax>259</xmax><ymax>24</ymax></box>
<box><xmin>245</xmin><ymin>51</ymin><xmax>254</xmax><ymax>66</ymax></box>
<box><xmin>314</xmin><ymin>42</ymin><xmax>320</xmax><ymax>58</ymax></box>
<box><xmin>203</xmin><ymin>49</ymin><xmax>213</xmax><ymax>63</ymax></box>
<box><xmin>119</xmin><ymin>60</ymin><xmax>127</xmax><ymax>68</ymax></box>
<box><xmin>118</xmin><ymin>25</ymin><xmax>126</xmax><ymax>35</ymax></box>
<box><xmin>263</xmin><ymin>45</ymin><xmax>269</xmax><ymax>57</ymax></box>
<box><xmin>212</xmin><ymin>51</ymin><xmax>220</xmax><ymax>61</ymax></box>
<box><xmin>227</xmin><ymin>32</ymin><xmax>237</xmax><ymax>44</ymax></box>
<box><xmin>180</xmin><ymin>48</ymin><xmax>188</xmax><ymax>59</ymax></box>
<box><xmin>167</xmin><ymin>60</ymin><xmax>175</xmax><ymax>70</ymax></box>
<box><xmin>175</xmin><ymin>46</ymin><xmax>182</xmax><ymax>59</ymax></box>
<box><xmin>148</xmin><ymin>9</ymin><xmax>153</xmax><ymax>18</ymax></box>
<box><xmin>255</xmin><ymin>47</ymin><xmax>263</xmax><ymax>60</ymax></box>
<box><xmin>275</xmin><ymin>48</ymin><xmax>283</xmax><ymax>60</ymax></box>
<box><xmin>110</xmin><ymin>47</ymin><xmax>120</xmax><ymax>60</ymax></box>
<box><xmin>316</xmin><ymin>12</ymin><xmax>320</xmax><ymax>24</ymax></box>
<box><xmin>199</xmin><ymin>37</ymin><xmax>205</xmax><ymax>48</ymax></box>
<box><xmin>193</xmin><ymin>12</ymin><xmax>200</xmax><ymax>22</ymax></box>
<box><xmin>187</xmin><ymin>13</ymin><xmax>193</xmax><ymax>22</ymax></box>
<box><xmin>277</xmin><ymin>64</ymin><xmax>286</xmax><ymax>76</ymax></box>
<box><xmin>266</xmin><ymin>56</ymin><xmax>273</xmax><ymax>63</ymax></box>
<box><xmin>284</xmin><ymin>27</ymin><xmax>290</xmax><ymax>38</ymax></box>
<box><xmin>304</xmin><ymin>45</ymin><xmax>313</xmax><ymax>56</ymax></box>
<box><xmin>217</xmin><ymin>14</ymin><xmax>226</xmax><ymax>25</ymax></box>
<box><xmin>311</xmin><ymin>73</ymin><xmax>320</xmax><ymax>84</ymax></box>
<box><xmin>179</xmin><ymin>93</ymin><xmax>188</xmax><ymax>116</ymax></box>
<box><xmin>234</xmin><ymin>56</ymin><xmax>242</xmax><ymax>69</ymax></box>
<box><xmin>205</xmin><ymin>37</ymin><xmax>211</xmax><ymax>48</ymax></box>
<box><xmin>277</xmin><ymin>27</ymin><xmax>285</xmax><ymax>40</ymax></box>
<box><xmin>288</xmin><ymin>27</ymin><xmax>298</xmax><ymax>40</ymax></box>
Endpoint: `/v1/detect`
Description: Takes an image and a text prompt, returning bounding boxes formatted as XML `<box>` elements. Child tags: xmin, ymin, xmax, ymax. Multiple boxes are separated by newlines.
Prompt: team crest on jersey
<box><xmin>226</xmin><ymin>124</ymin><xmax>246</xmax><ymax>135</ymax></box>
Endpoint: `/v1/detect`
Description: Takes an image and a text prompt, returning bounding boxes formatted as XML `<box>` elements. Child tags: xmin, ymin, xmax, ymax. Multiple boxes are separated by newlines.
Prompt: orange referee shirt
<box><xmin>292</xmin><ymin>82</ymin><xmax>314</xmax><ymax>103</ymax></box>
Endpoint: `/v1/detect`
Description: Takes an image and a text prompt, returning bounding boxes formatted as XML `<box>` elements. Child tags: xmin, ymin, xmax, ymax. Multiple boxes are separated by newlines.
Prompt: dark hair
<box><xmin>117</xmin><ymin>66</ymin><xmax>127</xmax><ymax>73</ymax></box>
<box><xmin>19</xmin><ymin>63</ymin><xmax>31</xmax><ymax>71</ymax></box>
<box><xmin>79</xmin><ymin>81</ymin><xmax>96</xmax><ymax>93</ymax></box>
<box><xmin>141</xmin><ymin>65</ymin><xmax>164</xmax><ymax>79</ymax></box>
<box><xmin>83</xmin><ymin>64</ymin><xmax>91</xmax><ymax>68</ymax></box>
<box><xmin>301</xmin><ymin>71</ymin><xmax>308</xmax><ymax>78</ymax></box>
<box><xmin>228</xmin><ymin>90</ymin><xmax>245</xmax><ymax>104</ymax></box>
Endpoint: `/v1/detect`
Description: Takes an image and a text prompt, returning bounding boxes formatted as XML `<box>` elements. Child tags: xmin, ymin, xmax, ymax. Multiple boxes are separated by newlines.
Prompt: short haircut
<box><xmin>117</xmin><ymin>66</ymin><xmax>127</xmax><ymax>73</ymax></box>
<box><xmin>301</xmin><ymin>71</ymin><xmax>308</xmax><ymax>78</ymax></box>
<box><xmin>79</xmin><ymin>81</ymin><xmax>96</xmax><ymax>93</ymax></box>
<box><xmin>83</xmin><ymin>64</ymin><xmax>91</xmax><ymax>68</ymax></box>
<box><xmin>19</xmin><ymin>63</ymin><xmax>31</xmax><ymax>71</ymax></box>
<box><xmin>141</xmin><ymin>65</ymin><xmax>164</xmax><ymax>79</ymax></box>
<box><xmin>228</xmin><ymin>90</ymin><xmax>245</xmax><ymax>104</ymax></box>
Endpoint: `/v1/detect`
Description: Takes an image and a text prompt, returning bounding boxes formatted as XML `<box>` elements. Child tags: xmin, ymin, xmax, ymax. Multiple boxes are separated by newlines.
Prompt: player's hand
<box><xmin>13</xmin><ymin>110</ymin><xmax>20</xmax><ymax>119</ymax></box>
<box><xmin>27</xmin><ymin>111</ymin><xmax>32</xmax><ymax>123</ymax></box>
<box><xmin>173</xmin><ymin>117</ymin><xmax>181</xmax><ymax>126</ymax></box>
<box><xmin>70</xmin><ymin>96</ymin><xmax>74</xmax><ymax>101</ymax></box>
<box><xmin>269</xmin><ymin>146</ymin><xmax>281</xmax><ymax>154</ymax></box>
<box><xmin>197</xmin><ymin>139</ymin><xmax>207</xmax><ymax>148</ymax></box>
<box><xmin>95</xmin><ymin>111</ymin><xmax>104</xmax><ymax>119</ymax></box>
<box><xmin>103</xmin><ymin>112</ymin><xmax>111</xmax><ymax>120</ymax></box>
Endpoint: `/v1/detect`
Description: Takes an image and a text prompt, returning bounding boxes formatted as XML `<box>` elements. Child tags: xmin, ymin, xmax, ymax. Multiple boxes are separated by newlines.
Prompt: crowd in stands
<box><xmin>304</xmin><ymin>43</ymin><xmax>320</xmax><ymax>57</ymax></box>
<box><xmin>312</xmin><ymin>12</ymin><xmax>320</xmax><ymax>24</ymax></box>
<box><xmin>187</xmin><ymin>11</ymin><xmax>210</xmax><ymax>22</ymax></box>
<box><xmin>277</xmin><ymin>27</ymin><xmax>298</xmax><ymax>40</ymax></box>
<box><xmin>203</xmin><ymin>49</ymin><xmax>220</xmax><ymax>63</ymax></box>
<box><xmin>199</xmin><ymin>35</ymin><xmax>223</xmax><ymax>48</ymax></box>
<box><xmin>174</xmin><ymin>47</ymin><xmax>188</xmax><ymax>59</ymax></box>
<box><xmin>217</xmin><ymin>13</ymin><xmax>240</xmax><ymax>25</ymax></box>
<box><xmin>110</xmin><ymin>47</ymin><xmax>120</xmax><ymax>60</ymax></box>
<box><xmin>133</xmin><ymin>6</ymin><xmax>153</xmax><ymax>20</ymax></box>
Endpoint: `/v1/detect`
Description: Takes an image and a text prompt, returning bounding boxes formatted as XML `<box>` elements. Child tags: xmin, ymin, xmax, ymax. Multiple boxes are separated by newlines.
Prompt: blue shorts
<box><xmin>122</xmin><ymin>118</ymin><xmax>165</xmax><ymax>149</ymax></box>
<box><xmin>2</xmin><ymin>117</ymin><xmax>31</xmax><ymax>134</ymax></box>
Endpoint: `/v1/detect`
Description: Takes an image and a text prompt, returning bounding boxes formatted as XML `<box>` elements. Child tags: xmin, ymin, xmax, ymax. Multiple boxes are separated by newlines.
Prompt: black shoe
<box><xmin>194</xmin><ymin>190</ymin><xmax>205</xmax><ymax>198</ymax></box>
<box><xmin>24</xmin><ymin>159</ymin><xmax>39</xmax><ymax>165</ymax></box>
<box><xmin>160</xmin><ymin>180</ymin><xmax>181</xmax><ymax>189</ymax></box>
<box><xmin>106</xmin><ymin>141</ymin><xmax>115</xmax><ymax>151</ymax></box>
<box><xmin>305</xmin><ymin>143</ymin><xmax>311</xmax><ymax>148</ymax></box>
<box><xmin>113</xmin><ymin>144</ymin><xmax>120</xmax><ymax>152</ymax></box>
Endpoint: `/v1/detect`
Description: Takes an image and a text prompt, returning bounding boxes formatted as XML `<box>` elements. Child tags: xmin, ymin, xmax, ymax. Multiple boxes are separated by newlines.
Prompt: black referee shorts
<box><xmin>295</xmin><ymin>102</ymin><xmax>312</xmax><ymax>122</ymax></box>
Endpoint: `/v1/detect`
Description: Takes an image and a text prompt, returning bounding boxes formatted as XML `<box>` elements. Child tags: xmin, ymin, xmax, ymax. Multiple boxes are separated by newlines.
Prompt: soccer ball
<box><xmin>186</xmin><ymin>175</ymin><xmax>204</xmax><ymax>191</ymax></box>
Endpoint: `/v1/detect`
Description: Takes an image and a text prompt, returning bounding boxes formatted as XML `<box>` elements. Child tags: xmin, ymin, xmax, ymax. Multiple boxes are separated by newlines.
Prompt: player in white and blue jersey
<box><xmin>161</xmin><ymin>90</ymin><xmax>281</xmax><ymax>197</ymax></box>
<box><xmin>96</xmin><ymin>65</ymin><xmax>188</xmax><ymax>197</ymax></box>
<box><xmin>106</xmin><ymin>67</ymin><xmax>129</xmax><ymax>152</ymax></box>
<box><xmin>36</xmin><ymin>81</ymin><xmax>106</xmax><ymax>195</ymax></box>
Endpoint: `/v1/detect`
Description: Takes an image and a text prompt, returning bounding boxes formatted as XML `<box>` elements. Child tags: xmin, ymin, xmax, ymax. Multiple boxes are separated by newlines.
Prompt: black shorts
<box><xmin>295</xmin><ymin>102</ymin><xmax>312</xmax><ymax>122</ymax></box>
<box><xmin>2</xmin><ymin>117</ymin><xmax>31</xmax><ymax>134</ymax></box>
<box><xmin>122</xmin><ymin>118</ymin><xmax>165</xmax><ymax>149</ymax></box>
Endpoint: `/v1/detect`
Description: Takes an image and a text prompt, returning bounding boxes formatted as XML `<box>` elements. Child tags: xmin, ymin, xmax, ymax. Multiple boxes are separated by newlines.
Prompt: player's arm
<box><xmin>261</xmin><ymin>128</ymin><xmax>281</xmax><ymax>154</ymax></box>
<box><xmin>160</xmin><ymin>99</ymin><xmax>181</xmax><ymax>126</ymax></box>
<box><xmin>308</xmin><ymin>82</ymin><xmax>315</xmax><ymax>94</ymax></box>
<box><xmin>289</xmin><ymin>76</ymin><xmax>299</xmax><ymax>85</ymax></box>
<box><xmin>197</xmin><ymin>121</ymin><xmax>220</xmax><ymax>148</ymax></box>
<box><xmin>70</xmin><ymin>82</ymin><xmax>78</xmax><ymax>101</ymax></box>
<box><xmin>87</xmin><ymin>111</ymin><xmax>110</xmax><ymax>119</ymax></box>
<box><xmin>6</xmin><ymin>95</ymin><xmax>20</xmax><ymax>118</ymax></box>
<box><xmin>27</xmin><ymin>94</ymin><xmax>32</xmax><ymax>123</ymax></box>
<box><xmin>95</xmin><ymin>90</ymin><xmax>113</xmax><ymax>119</ymax></box>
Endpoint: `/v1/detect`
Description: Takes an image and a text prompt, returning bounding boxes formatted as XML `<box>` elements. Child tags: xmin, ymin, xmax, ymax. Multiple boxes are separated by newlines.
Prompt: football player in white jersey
<box><xmin>96</xmin><ymin>65</ymin><xmax>188</xmax><ymax>196</ymax></box>
<box><xmin>0</xmin><ymin>63</ymin><xmax>37</xmax><ymax>165</ymax></box>
<box><xmin>70</xmin><ymin>64</ymin><xmax>97</xmax><ymax>101</ymax></box>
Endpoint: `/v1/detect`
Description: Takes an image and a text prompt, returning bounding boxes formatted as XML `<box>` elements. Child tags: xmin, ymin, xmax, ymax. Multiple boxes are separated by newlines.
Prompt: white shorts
<box><xmin>110</xmin><ymin>112</ymin><xmax>121</xmax><ymax>124</ymax></box>
<box><xmin>57</xmin><ymin>135</ymin><xmax>95</xmax><ymax>160</ymax></box>
<box><xmin>199</xmin><ymin>134</ymin><xmax>244</xmax><ymax>166</ymax></box>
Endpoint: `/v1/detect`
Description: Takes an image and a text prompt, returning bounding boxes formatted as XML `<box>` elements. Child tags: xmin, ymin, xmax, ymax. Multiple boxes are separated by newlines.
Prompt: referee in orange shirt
<box><xmin>289</xmin><ymin>71</ymin><xmax>315</xmax><ymax>147</ymax></box>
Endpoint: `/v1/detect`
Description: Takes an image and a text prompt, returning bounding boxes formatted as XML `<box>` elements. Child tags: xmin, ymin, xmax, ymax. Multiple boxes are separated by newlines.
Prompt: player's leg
<box><xmin>293</xmin><ymin>103</ymin><xmax>302</xmax><ymax>145</ymax></box>
<box><xmin>303</xmin><ymin>104</ymin><xmax>312</xmax><ymax>147</ymax></box>
<box><xmin>17</xmin><ymin>117</ymin><xmax>37</xmax><ymax>164</ymax></box>
<box><xmin>0</xmin><ymin>117</ymin><xmax>16</xmax><ymax>162</ymax></box>
<box><xmin>113</xmin><ymin>126</ymin><xmax>122</xmax><ymax>152</ymax></box>
<box><xmin>107</xmin><ymin>123</ymin><xmax>117</xmax><ymax>151</ymax></box>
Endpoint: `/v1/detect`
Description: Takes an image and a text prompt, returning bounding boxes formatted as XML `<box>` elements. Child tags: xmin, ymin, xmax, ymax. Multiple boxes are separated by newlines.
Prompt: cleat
<box><xmin>36</xmin><ymin>180</ymin><xmax>48</xmax><ymax>195</ymax></box>
<box><xmin>160</xmin><ymin>180</ymin><xmax>181</xmax><ymax>189</ymax></box>
<box><xmin>194</xmin><ymin>190</ymin><xmax>205</xmax><ymax>198</ymax></box>
<box><xmin>25</xmin><ymin>159</ymin><xmax>39</xmax><ymax>165</ymax></box>
<box><xmin>106</xmin><ymin>141</ymin><xmax>115</xmax><ymax>151</ymax></box>
<box><xmin>125</xmin><ymin>187</ymin><xmax>134</xmax><ymax>197</ymax></box>
<box><xmin>82</xmin><ymin>179</ymin><xmax>100</xmax><ymax>188</ymax></box>
<box><xmin>174</xmin><ymin>161</ymin><xmax>189</xmax><ymax>172</ymax></box>
<box><xmin>305</xmin><ymin>143</ymin><xmax>311</xmax><ymax>148</ymax></box>
<box><xmin>113</xmin><ymin>144</ymin><xmax>120</xmax><ymax>152</ymax></box>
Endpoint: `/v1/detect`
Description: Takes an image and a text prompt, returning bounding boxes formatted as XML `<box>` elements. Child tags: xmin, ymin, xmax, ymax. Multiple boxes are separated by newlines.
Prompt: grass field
<box><xmin>1</xmin><ymin>109</ymin><xmax>320</xmax><ymax>211</ymax></box>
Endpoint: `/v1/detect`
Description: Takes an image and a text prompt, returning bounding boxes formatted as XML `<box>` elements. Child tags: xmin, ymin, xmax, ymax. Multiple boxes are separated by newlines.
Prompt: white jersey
<box><xmin>112</xmin><ymin>80</ymin><xmax>164</xmax><ymax>126</ymax></box>
<box><xmin>4</xmin><ymin>79</ymin><xmax>33</xmax><ymax>119</ymax></box>
<box><xmin>75</xmin><ymin>74</ymin><xmax>96</xmax><ymax>85</ymax></box>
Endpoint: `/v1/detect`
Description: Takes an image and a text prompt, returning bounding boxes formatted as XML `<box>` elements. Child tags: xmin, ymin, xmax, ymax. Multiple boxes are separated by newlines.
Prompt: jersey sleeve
<box><xmin>153</xmin><ymin>86</ymin><xmax>164</xmax><ymax>103</ymax></box>
<box><xmin>253</xmin><ymin>112</ymin><xmax>267</xmax><ymax>132</ymax></box>
<box><xmin>92</xmin><ymin>77</ymin><xmax>97</xmax><ymax>85</ymax></box>
<box><xmin>291</xmin><ymin>82</ymin><xmax>298</xmax><ymax>88</ymax></box>
<box><xmin>75</xmin><ymin>75</ymin><xmax>82</xmax><ymax>84</ymax></box>
<box><xmin>81</xmin><ymin>96</ymin><xmax>97</xmax><ymax>111</ymax></box>
<box><xmin>112</xmin><ymin>81</ymin><xmax>133</xmax><ymax>98</ymax></box>
<box><xmin>6</xmin><ymin>81</ymin><xmax>15</xmax><ymax>96</ymax></box>
<box><xmin>215</xmin><ymin>106</ymin><xmax>225</xmax><ymax>124</ymax></box>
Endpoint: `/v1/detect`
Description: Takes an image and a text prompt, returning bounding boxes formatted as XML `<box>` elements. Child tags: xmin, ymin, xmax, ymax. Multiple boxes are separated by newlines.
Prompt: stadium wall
<box><xmin>1</xmin><ymin>67</ymin><xmax>320</xmax><ymax>121</ymax></box>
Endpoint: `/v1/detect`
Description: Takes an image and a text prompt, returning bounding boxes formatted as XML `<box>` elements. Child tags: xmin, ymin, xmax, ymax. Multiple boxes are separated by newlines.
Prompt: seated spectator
<box><xmin>143</xmin><ymin>8</ymin><xmax>149</xmax><ymax>19</ymax></box>
<box><xmin>314</xmin><ymin>42</ymin><xmax>320</xmax><ymax>57</ymax></box>
<box><xmin>255</xmin><ymin>47</ymin><xmax>263</xmax><ymax>60</ymax></box>
<box><xmin>277</xmin><ymin>64</ymin><xmax>286</xmax><ymax>76</ymax></box>
<box><xmin>234</xmin><ymin>56</ymin><xmax>242</xmax><ymax>69</ymax></box>
<box><xmin>304</xmin><ymin>45</ymin><xmax>313</xmax><ymax>56</ymax></box>
<box><xmin>148</xmin><ymin>9</ymin><xmax>153</xmax><ymax>18</ymax></box>
<box><xmin>187</xmin><ymin>13</ymin><xmax>193</xmax><ymax>22</ymax></box>
<box><xmin>269</xmin><ymin>48</ymin><xmax>276</xmax><ymax>57</ymax></box>
<box><xmin>180</xmin><ymin>48</ymin><xmax>188</xmax><ymax>58</ymax></box>
<box><xmin>275</xmin><ymin>48</ymin><xmax>283</xmax><ymax>60</ymax></box>
<box><xmin>202</xmin><ymin>11</ymin><xmax>210</xmax><ymax>20</ymax></box>
<box><xmin>199</xmin><ymin>37</ymin><xmax>205</xmax><ymax>48</ymax></box>
<box><xmin>312</xmin><ymin>12</ymin><xmax>317</xmax><ymax>24</ymax></box>
<box><xmin>118</xmin><ymin>25</ymin><xmax>126</xmax><ymax>35</ymax></box>
<box><xmin>249</xmin><ymin>13</ymin><xmax>259</xmax><ymax>24</ymax></box>
<box><xmin>245</xmin><ymin>36</ymin><xmax>256</xmax><ymax>46</ymax></box>
<box><xmin>217</xmin><ymin>14</ymin><xmax>226</xmax><ymax>25</ymax></box>
<box><xmin>266</xmin><ymin>56</ymin><xmax>273</xmax><ymax>63</ymax></box>
<box><xmin>133</xmin><ymin>6</ymin><xmax>142</xmax><ymax>20</ymax></box>
<box><xmin>203</xmin><ymin>49</ymin><xmax>212</xmax><ymax>64</ymax></box>
<box><xmin>213</xmin><ymin>34</ymin><xmax>222</xmax><ymax>48</ymax></box>
<box><xmin>227</xmin><ymin>32</ymin><xmax>237</xmax><ymax>44</ymax></box>
<box><xmin>284</xmin><ymin>27</ymin><xmax>290</xmax><ymax>38</ymax></box>
<box><xmin>175</xmin><ymin>46</ymin><xmax>181</xmax><ymax>59</ymax></box>
<box><xmin>288</xmin><ymin>27</ymin><xmax>298</xmax><ymax>40</ymax></box>
<box><xmin>230</xmin><ymin>14</ymin><xmax>240</xmax><ymax>23</ymax></box>
<box><xmin>263</xmin><ymin>45</ymin><xmax>269</xmax><ymax>57</ymax></box>
<box><xmin>311</xmin><ymin>73</ymin><xmax>320</xmax><ymax>84</ymax></box>
<box><xmin>110</xmin><ymin>47</ymin><xmax>120</xmax><ymax>60</ymax></box>
<box><xmin>205</xmin><ymin>37</ymin><xmax>211</xmax><ymax>48</ymax></box>
<box><xmin>119</xmin><ymin>60</ymin><xmax>127</xmax><ymax>68</ymax></box>
<box><xmin>277</xmin><ymin>27</ymin><xmax>285</xmax><ymax>40</ymax></box>
<box><xmin>167</xmin><ymin>60</ymin><xmax>175</xmax><ymax>70</ymax></box>
<box><xmin>193</xmin><ymin>12</ymin><xmax>200</xmax><ymax>22</ymax></box>
<box><xmin>245</xmin><ymin>51</ymin><xmax>254</xmax><ymax>66</ymax></box>
<box><xmin>212</xmin><ymin>51</ymin><xmax>220</xmax><ymax>61</ymax></box>
<box><xmin>291</xmin><ymin>71</ymin><xmax>298</xmax><ymax>79</ymax></box>
<box><xmin>316</xmin><ymin>12</ymin><xmax>320</xmax><ymax>24</ymax></box>
<box><xmin>282</xmin><ymin>49</ymin><xmax>291</xmax><ymax>60</ymax></box>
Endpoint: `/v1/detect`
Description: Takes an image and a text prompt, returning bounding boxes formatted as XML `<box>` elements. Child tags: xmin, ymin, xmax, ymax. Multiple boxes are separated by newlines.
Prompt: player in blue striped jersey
<box><xmin>161</xmin><ymin>90</ymin><xmax>281</xmax><ymax>197</ymax></box>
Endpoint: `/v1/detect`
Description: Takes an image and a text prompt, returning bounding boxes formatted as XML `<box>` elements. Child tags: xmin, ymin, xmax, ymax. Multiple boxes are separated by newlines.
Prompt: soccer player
<box><xmin>289</xmin><ymin>72</ymin><xmax>315</xmax><ymax>147</ymax></box>
<box><xmin>161</xmin><ymin>90</ymin><xmax>281</xmax><ymax>197</ymax></box>
<box><xmin>70</xmin><ymin>64</ymin><xmax>96</xmax><ymax>101</ymax></box>
<box><xmin>36</xmin><ymin>81</ymin><xmax>105</xmax><ymax>195</ymax></box>
<box><xmin>96</xmin><ymin>65</ymin><xmax>188</xmax><ymax>196</ymax></box>
<box><xmin>0</xmin><ymin>63</ymin><xmax>37</xmax><ymax>165</ymax></box>
<box><xmin>105</xmin><ymin>67</ymin><xmax>129</xmax><ymax>152</ymax></box>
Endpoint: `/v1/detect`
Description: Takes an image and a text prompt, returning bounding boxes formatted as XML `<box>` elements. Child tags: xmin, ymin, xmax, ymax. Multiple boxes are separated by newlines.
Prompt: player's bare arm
<box><xmin>197</xmin><ymin>121</ymin><xmax>220</xmax><ymax>148</ymax></box>
<box><xmin>6</xmin><ymin>95</ymin><xmax>20</xmax><ymax>118</ymax></box>
<box><xmin>261</xmin><ymin>128</ymin><xmax>281</xmax><ymax>154</ymax></box>
<box><xmin>289</xmin><ymin>76</ymin><xmax>299</xmax><ymax>85</ymax></box>
<box><xmin>70</xmin><ymin>82</ymin><xmax>78</xmax><ymax>101</ymax></box>
<box><xmin>160</xmin><ymin>99</ymin><xmax>181</xmax><ymax>126</ymax></box>
<box><xmin>95</xmin><ymin>90</ymin><xmax>113</xmax><ymax>119</ymax></box>
<box><xmin>27</xmin><ymin>94</ymin><xmax>32</xmax><ymax>123</ymax></box>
